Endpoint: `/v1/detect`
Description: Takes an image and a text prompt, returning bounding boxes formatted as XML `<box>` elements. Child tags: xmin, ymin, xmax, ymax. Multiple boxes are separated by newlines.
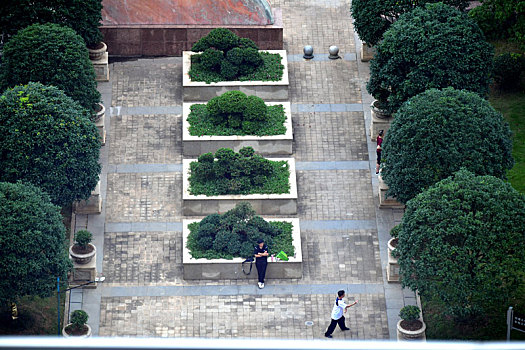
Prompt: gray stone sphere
<box><xmin>303</xmin><ymin>45</ymin><xmax>314</xmax><ymax>59</ymax></box>
<box><xmin>329</xmin><ymin>45</ymin><xmax>339</xmax><ymax>56</ymax></box>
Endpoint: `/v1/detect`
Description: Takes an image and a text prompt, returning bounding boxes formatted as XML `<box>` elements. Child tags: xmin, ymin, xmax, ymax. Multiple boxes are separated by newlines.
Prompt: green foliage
<box><xmin>190</xmin><ymin>51</ymin><xmax>284</xmax><ymax>83</ymax></box>
<box><xmin>0</xmin><ymin>23</ymin><xmax>100</xmax><ymax>111</ymax></box>
<box><xmin>0</xmin><ymin>182</ymin><xmax>72</xmax><ymax>306</ymax></box>
<box><xmin>396</xmin><ymin>169</ymin><xmax>525</xmax><ymax>318</ymax></box>
<box><xmin>493</xmin><ymin>53</ymin><xmax>525</xmax><ymax>91</ymax></box>
<box><xmin>390</xmin><ymin>224</ymin><xmax>401</xmax><ymax>239</ymax></box>
<box><xmin>191</xmin><ymin>28</ymin><xmax>243</xmax><ymax>52</ymax></box>
<box><xmin>350</xmin><ymin>0</ymin><xmax>470</xmax><ymax>46</ymax></box>
<box><xmin>469</xmin><ymin>0</ymin><xmax>525</xmax><ymax>50</ymax></box>
<box><xmin>381</xmin><ymin>88</ymin><xmax>513</xmax><ymax>204</ymax></box>
<box><xmin>188</xmin><ymin>147</ymin><xmax>290</xmax><ymax>196</ymax></box>
<box><xmin>188</xmin><ymin>28</ymin><xmax>280</xmax><ymax>83</ymax></box>
<box><xmin>0</xmin><ymin>0</ymin><xmax>103</xmax><ymax>46</ymax></box>
<box><xmin>367</xmin><ymin>3</ymin><xmax>493</xmax><ymax>114</ymax></box>
<box><xmin>188</xmin><ymin>91</ymin><xmax>285</xmax><ymax>136</ymax></box>
<box><xmin>186</xmin><ymin>202</ymin><xmax>294</xmax><ymax>260</ymax></box>
<box><xmin>74</xmin><ymin>230</ymin><xmax>92</xmax><ymax>248</ymax></box>
<box><xmin>0</xmin><ymin>83</ymin><xmax>101</xmax><ymax>206</ymax></box>
<box><xmin>70</xmin><ymin>310</ymin><xmax>88</xmax><ymax>329</ymax></box>
<box><xmin>399</xmin><ymin>305</ymin><xmax>420</xmax><ymax>321</ymax></box>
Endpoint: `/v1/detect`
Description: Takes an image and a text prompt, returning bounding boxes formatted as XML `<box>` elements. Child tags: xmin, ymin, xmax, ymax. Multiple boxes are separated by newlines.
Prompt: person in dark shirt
<box><xmin>376</xmin><ymin>129</ymin><xmax>384</xmax><ymax>175</ymax></box>
<box><xmin>254</xmin><ymin>238</ymin><xmax>269</xmax><ymax>289</ymax></box>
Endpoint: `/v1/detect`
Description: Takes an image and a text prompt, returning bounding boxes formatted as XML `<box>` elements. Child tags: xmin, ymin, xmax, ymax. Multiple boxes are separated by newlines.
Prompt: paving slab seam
<box><xmin>106</xmin><ymin>161</ymin><xmax>369</xmax><ymax>174</ymax></box>
<box><xmin>98</xmin><ymin>283</ymin><xmax>384</xmax><ymax>298</ymax></box>
<box><xmin>109</xmin><ymin>104</ymin><xmax>363</xmax><ymax>117</ymax></box>
<box><xmin>105</xmin><ymin>220</ymin><xmax>376</xmax><ymax>233</ymax></box>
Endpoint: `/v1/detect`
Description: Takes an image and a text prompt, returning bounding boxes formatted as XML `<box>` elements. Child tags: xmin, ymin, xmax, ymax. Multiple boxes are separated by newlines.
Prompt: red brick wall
<box><xmin>100</xmin><ymin>25</ymin><xmax>283</xmax><ymax>57</ymax></box>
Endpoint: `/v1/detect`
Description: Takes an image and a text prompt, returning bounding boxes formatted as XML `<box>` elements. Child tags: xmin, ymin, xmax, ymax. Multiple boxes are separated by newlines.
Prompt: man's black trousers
<box><xmin>255</xmin><ymin>260</ymin><xmax>267</xmax><ymax>283</ymax></box>
<box><xmin>325</xmin><ymin>316</ymin><xmax>347</xmax><ymax>336</ymax></box>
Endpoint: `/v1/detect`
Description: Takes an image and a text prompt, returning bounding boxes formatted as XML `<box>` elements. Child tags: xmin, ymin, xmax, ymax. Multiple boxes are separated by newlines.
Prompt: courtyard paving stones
<box><xmin>75</xmin><ymin>0</ymin><xmax>418</xmax><ymax>340</ymax></box>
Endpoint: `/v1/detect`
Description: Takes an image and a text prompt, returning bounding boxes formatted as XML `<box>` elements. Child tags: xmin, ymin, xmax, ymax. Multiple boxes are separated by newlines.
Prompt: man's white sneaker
<box><xmin>258</xmin><ymin>282</ymin><xmax>263</xmax><ymax>289</ymax></box>
<box><xmin>260</xmin><ymin>283</ymin><xmax>264</xmax><ymax>288</ymax></box>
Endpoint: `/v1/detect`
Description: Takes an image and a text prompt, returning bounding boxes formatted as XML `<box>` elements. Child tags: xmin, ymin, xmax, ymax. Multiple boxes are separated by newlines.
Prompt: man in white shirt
<box><xmin>324</xmin><ymin>290</ymin><xmax>358</xmax><ymax>338</ymax></box>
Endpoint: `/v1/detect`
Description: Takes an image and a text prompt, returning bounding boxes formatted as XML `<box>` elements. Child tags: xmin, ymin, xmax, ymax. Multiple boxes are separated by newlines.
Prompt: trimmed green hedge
<box><xmin>189</xmin><ymin>28</ymin><xmax>283</xmax><ymax>83</ymax></box>
<box><xmin>188</xmin><ymin>147</ymin><xmax>290</xmax><ymax>196</ymax></box>
<box><xmin>187</xmin><ymin>202</ymin><xmax>294</xmax><ymax>260</ymax></box>
<box><xmin>188</xmin><ymin>91</ymin><xmax>286</xmax><ymax>136</ymax></box>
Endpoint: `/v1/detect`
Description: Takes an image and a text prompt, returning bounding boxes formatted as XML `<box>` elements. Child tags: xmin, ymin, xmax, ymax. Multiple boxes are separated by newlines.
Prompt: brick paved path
<box><xmin>74</xmin><ymin>0</ymin><xmax>418</xmax><ymax>340</ymax></box>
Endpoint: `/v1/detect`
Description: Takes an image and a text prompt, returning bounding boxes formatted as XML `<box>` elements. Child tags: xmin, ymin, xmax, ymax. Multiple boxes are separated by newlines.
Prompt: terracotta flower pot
<box><xmin>62</xmin><ymin>323</ymin><xmax>92</xmax><ymax>338</ymax></box>
<box><xmin>397</xmin><ymin>319</ymin><xmax>426</xmax><ymax>340</ymax></box>
<box><xmin>88</xmin><ymin>42</ymin><xmax>107</xmax><ymax>61</ymax></box>
<box><xmin>69</xmin><ymin>243</ymin><xmax>96</xmax><ymax>265</ymax></box>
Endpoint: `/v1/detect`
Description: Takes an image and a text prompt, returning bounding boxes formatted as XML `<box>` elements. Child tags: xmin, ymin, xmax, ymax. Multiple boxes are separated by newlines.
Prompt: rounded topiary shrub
<box><xmin>0</xmin><ymin>181</ymin><xmax>72</xmax><ymax>307</ymax></box>
<box><xmin>75</xmin><ymin>230</ymin><xmax>93</xmax><ymax>248</ymax></box>
<box><xmin>187</xmin><ymin>202</ymin><xmax>295</xmax><ymax>259</ymax></box>
<box><xmin>399</xmin><ymin>306</ymin><xmax>420</xmax><ymax>322</ymax></box>
<box><xmin>381</xmin><ymin>88</ymin><xmax>513</xmax><ymax>204</ymax></box>
<box><xmin>0</xmin><ymin>83</ymin><xmax>101</xmax><ymax>206</ymax></box>
<box><xmin>189</xmin><ymin>28</ymin><xmax>283</xmax><ymax>83</ymax></box>
<box><xmin>351</xmin><ymin>0</ymin><xmax>470</xmax><ymax>46</ymax></box>
<box><xmin>367</xmin><ymin>3</ymin><xmax>493</xmax><ymax>114</ymax></box>
<box><xmin>0</xmin><ymin>23</ymin><xmax>100</xmax><ymax>111</ymax></box>
<box><xmin>396</xmin><ymin>169</ymin><xmax>525</xmax><ymax>317</ymax></box>
<box><xmin>188</xmin><ymin>91</ymin><xmax>286</xmax><ymax>136</ymax></box>
<box><xmin>188</xmin><ymin>147</ymin><xmax>290</xmax><ymax>196</ymax></box>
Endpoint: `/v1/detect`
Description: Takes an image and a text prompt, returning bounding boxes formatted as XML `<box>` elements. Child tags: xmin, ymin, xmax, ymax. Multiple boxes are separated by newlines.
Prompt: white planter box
<box><xmin>378</xmin><ymin>175</ymin><xmax>405</xmax><ymax>209</ymax></box>
<box><xmin>182</xmin><ymin>50</ymin><xmax>289</xmax><ymax>101</ymax></box>
<box><xmin>182</xmin><ymin>158</ymin><xmax>297</xmax><ymax>216</ymax></box>
<box><xmin>182</xmin><ymin>101</ymin><xmax>293</xmax><ymax>156</ymax></box>
<box><xmin>183</xmin><ymin>218</ymin><xmax>302</xmax><ymax>280</ymax></box>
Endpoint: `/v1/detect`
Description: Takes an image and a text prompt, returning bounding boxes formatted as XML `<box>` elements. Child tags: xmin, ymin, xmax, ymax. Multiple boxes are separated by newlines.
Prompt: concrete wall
<box><xmin>100</xmin><ymin>9</ymin><xmax>283</xmax><ymax>57</ymax></box>
<box><xmin>183</xmin><ymin>218</ymin><xmax>302</xmax><ymax>280</ymax></box>
<box><xmin>182</xmin><ymin>102</ymin><xmax>293</xmax><ymax>156</ymax></box>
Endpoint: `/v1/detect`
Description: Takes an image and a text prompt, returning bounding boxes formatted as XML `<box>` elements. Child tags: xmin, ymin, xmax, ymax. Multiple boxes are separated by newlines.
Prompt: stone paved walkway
<box><xmin>72</xmin><ymin>0</ymin><xmax>418</xmax><ymax>340</ymax></box>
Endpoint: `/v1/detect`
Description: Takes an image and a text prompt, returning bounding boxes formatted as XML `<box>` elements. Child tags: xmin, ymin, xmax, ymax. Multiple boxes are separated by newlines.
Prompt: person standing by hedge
<box><xmin>324</xmin><ymin>290</ymin><xmax>358</xmax><ymax>338</ymax></box>
<box><xmin>376</xmin><ymin>130</ymin><xmax>384</xmax><ymax>175</ymax></box>
<box><xmin>254</xmin><ymin>238</ymin><xmax>269</xmax><ymax>289</ymax></box>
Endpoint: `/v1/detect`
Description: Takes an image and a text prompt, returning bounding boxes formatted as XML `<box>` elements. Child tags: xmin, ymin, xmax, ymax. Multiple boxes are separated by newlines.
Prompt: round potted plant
<box><xmin>63</xmin><ymin>310</ymin><xmax>92</xmax><ymax>337</ymax></box>
<box><xmin>397</xmin><ymin>305</ymin><xmax>426</xmax><ymax>340</ymax></box>
<box><xmin>91</xmin><ymin>102</ymin><xmax>105</xmax><ymax>122</ymax></box>
<box><xmin>388</xmin><ymin>224</ymin><xmax>400</xmax><ymax>258</ymax></box>
<box><xmin>69</xmin><ymin>230</ymin><xmax>96</xmax><ymax>264</ymax></box>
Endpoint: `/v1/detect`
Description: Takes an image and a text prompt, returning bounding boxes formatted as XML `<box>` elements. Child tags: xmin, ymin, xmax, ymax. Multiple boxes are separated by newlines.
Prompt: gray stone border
<box><xmin>182</xmin><ymin>218</ymin><xmax>302</xmax><ymax>280</ymax></box>
<box><xmin>182</xmin><ymin>50</ymin><xmax>289</xmax><ymax>101</ymax></box>
<box><xmin>182</xmin><ymin>158</ymin><xmax>298</xmax><ymax>215</ymax></box>
<box><xmin>182</xmin><ymin>102</ymin><xmax>293</xmax><ymax>156</ymax></box>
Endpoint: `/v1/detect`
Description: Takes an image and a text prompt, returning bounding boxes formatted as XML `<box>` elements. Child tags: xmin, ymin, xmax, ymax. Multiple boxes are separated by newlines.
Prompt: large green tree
<box><xmin>0</xmin><ymin>181</ymin><xmax>72</xmax><ymax>307</ymax></box>
<box><xmin>351</xmin><ymin>0</ymin><xmax>470</xmax><ymax>46</ymax></box>
<box><xmin>396</xmin><ymin>169</ymin><xmax>525</xmax><ymax>318</ymax></box>
<box><xmin>381</xmin><ymin>88</ymin><xmax>514</xmax><ymax>204</ymax></box>
<box><xmin>367</xmin><ymin>2</ymin><xmax>493</xmax><ymax>114</ymax></box>
<box><xmin>0</xmin><ymin>83</ymin><xmax>101</xmax><ymax>206</ymax></box>
<box><xmin>0</xmin><ymin>0</ymin><xmax>103</xmax><ymax>46</ymax></box>
<box><xmin>0</xmin><ymin>23</ymin><xmax>100</xmax><ymax>112</ymax></box>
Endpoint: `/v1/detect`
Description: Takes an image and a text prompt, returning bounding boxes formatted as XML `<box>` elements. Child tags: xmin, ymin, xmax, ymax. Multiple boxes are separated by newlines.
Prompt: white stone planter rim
<box><xmin>183</xmin><ymin>218</ymin><xmax>302</xmax><ymax>264</ymax></box>
<box><xmin>182</xmin><ymin>157</ymin><xmax>297</xmax><ymax>200</ymax></box>
<box><xmin>388</xmin><ymin>237</ymin><xmax>398</xmax><ymax>251</ymax></box>
<box><xmin>62</xmin><ymin>323</ymin><xmax>92</xmax><ymax>338</ymax></box>
<box><xmin>397</xmin><ymin>319</ymin><xmax>426</xmax><ymax>336</ymax></box>
<box><xmin>371</xmin><ymin>100</ymin><xmax>391</xmax><ymax>119</ymax></box>
<box><xmin>69</xmin><ymin>243</ymin><xmax>96</xmax><ymax>260</ymax></box>
<box><xmin>183</xmin><ymin>50</ymin><xmax>289</xmax><ymax>87</ymax></box>
<box><xmin>183</xmin><ymin>101</ymin><xmax>292</xmax><ymax>141</ymax></box>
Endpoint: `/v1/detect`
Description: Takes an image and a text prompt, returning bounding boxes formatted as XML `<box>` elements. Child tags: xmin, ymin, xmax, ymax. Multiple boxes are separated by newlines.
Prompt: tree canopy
<box><xmin>351</xmin><ymin>0</ymin><xmax>470</xmax><ymax>46</ymax></box>
<box><xmin>0</xmin><ymin>83</ymin><xmax>101</xmax><ymax>206</ymax></box>
<box><xmin>0</xmin><ymin>181</ymin><xmax>72</xmax><ymax>306</ymax></box>
<box><xmin>0</xmin><ymin>0</ymin><xmax>103</xmax><ymax>46</ymax></box>
<box><xmin>366</xmin><ymin>3</ymin><xmax>493</xmax><ymax>114</ymax></box>
<box><xmin>0</xmin><ymin>23</ymin><xmax>100</xmax><ymax>112</ymax></box>
<box><xmin>396</xmin><ymin>169</ymin><xmax>525</xmax><ymax>318</ymax></box>
<box><xmin>381</xmin><ymin>88</ymin><xmax>513</xmax><ymax>204</ymax></box>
